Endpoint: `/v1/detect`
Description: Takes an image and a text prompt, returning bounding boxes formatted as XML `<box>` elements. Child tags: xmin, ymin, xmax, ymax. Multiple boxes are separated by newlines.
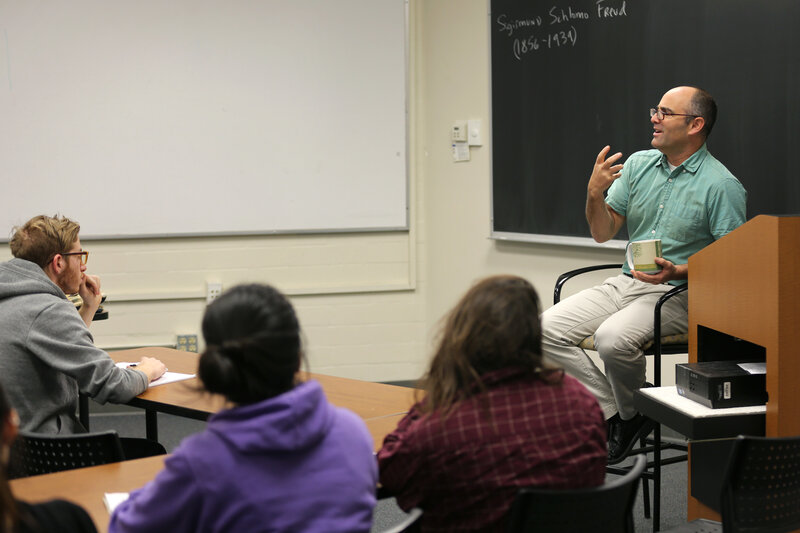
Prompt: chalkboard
<box><xmin>0</xmin><ymin>0</ymin><xmax>407</xmax><ymax>239</ymax></box>
<box><xmin>490</xmin><ymin>0</ymin><xmax>800</xmax><ymax>243</ymax></box>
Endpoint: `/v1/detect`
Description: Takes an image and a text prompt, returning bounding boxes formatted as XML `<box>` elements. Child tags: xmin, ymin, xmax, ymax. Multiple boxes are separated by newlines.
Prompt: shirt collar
<box><xmin>657</xmin><ymin>143</ymin><xmax>709</xmax><ymax>174</ymax></box>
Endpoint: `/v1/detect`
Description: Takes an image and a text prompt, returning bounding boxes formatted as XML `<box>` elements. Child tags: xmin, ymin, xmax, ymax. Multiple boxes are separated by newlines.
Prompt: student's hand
<box><xmin>135</xmin><ymin>357</ymin><xmax>168</xmax><ymax>383</ymax></box>
<box><xmin>631</xmin><ymin>257</ymin><xmax>685</xmax><ymax>285</ymax></box>
<box><xmin>79</xmin><ymin>274</ymin><xmax>103</xmax><ymax>312</ymax></box>
<box><xmin>587</xmin><ymin>145</ymin><xmax>624</xmax><ymax>198</ymax></box>
<box><xmin>78</xmin><ymin>274</ymin><xmax>102</xmax><ymax>326</ymax></box>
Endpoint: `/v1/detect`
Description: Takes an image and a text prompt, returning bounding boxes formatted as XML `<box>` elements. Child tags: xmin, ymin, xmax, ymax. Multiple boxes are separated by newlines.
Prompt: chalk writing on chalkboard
<box><xmin>490</xmin><ymin>0</ymin><xmax>800</xmax><ymax>243</ymax></box>
<box><xmin>495</xmin><ymin>1</ymin><xmax>628</xmax><ymax>60</ymax></box>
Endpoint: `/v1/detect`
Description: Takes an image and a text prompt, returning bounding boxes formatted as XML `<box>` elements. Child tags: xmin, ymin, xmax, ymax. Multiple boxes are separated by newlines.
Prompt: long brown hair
<box><xmin>0</xmin><ymin>384</ymin><xmax>18</xmax><ymax>533</ymax></box>
<box><xmin>420</xmin><ymin>275</ymin><xmax>561</xmax><ymax>415</ymax></box>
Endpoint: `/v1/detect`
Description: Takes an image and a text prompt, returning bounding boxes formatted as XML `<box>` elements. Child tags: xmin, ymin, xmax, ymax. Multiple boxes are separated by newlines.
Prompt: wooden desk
<box><xmin>11</xmin><ymin>415</ymin><xmax>403</xmax><ymax>533</ymax></box>
<box><xmin>109</xmin><ymin>347</ymin><xmax>415</xmax><ymax>440</ymax></box>
<box><xmin>364</xmin><ymin>412</ymin><xmax>405</xmax><ymax>450</ymax></box>
<box><xmin>14</xmin><ymin>349</ymin><xmax>412</xmax><ymax>533</ymax></box>
<box><xmin>11</xmin><ymin>456</ymin><xmax>166</xmax><ymax>533</ymax></box>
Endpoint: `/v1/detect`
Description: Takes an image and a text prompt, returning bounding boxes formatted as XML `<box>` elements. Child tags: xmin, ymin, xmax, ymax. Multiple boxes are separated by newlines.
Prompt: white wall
<box><xmin>1</xmin><ymin>0</ymin><xmax>684</xmax><ymax>384</ymax></box>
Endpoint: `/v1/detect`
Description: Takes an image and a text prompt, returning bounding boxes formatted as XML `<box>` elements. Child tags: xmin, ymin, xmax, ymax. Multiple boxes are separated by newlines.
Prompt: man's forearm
<box><xmin>79</xmin><ymin>305</ymin><xmax>96</xmax><ymax>327</ymax></box>
<box><xmin>586</xmin><ymin>193</ymin><xmax>618</xmax><ymax>242</ymax></box>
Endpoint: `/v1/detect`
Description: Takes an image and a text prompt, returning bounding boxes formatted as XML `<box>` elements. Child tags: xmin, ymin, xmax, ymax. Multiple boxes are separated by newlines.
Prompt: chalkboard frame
<box><xmin>489</xmin><ymin>0</ymin><xmax>800</xmax><ymax>247</ymax></box>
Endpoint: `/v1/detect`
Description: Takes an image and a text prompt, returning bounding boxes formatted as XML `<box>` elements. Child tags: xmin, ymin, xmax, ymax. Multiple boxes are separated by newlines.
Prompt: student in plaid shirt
<box><xmin>378</xmin><ymin>275</ymin><xmax>606</xmax><ymax>532</ymax></box>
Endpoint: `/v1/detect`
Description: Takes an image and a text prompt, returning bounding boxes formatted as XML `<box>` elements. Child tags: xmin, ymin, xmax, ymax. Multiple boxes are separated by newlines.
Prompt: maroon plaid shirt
<box><xmin>377</xmin><ymin>367</ymin><xmax>607</xmax><ymax>532</ymax></box>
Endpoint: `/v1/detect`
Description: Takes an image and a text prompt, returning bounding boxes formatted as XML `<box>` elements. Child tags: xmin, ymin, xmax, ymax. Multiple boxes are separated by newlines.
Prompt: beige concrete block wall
<box><xmin>0</xmin><ymin>231</ymin><xmax>429</xmax><ymax>382</ymax></box>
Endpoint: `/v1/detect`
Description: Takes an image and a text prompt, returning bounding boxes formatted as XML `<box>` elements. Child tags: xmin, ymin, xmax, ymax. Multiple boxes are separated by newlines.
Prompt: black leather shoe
<box><xmin>606</xmin><ymin>413</ymin><xmax>621</xmax><ymax>439</ymax></box>
<box><xmin>607</xmin><ymin>413</ymin><xmax>656</xmax><ymax>465</ymax></box>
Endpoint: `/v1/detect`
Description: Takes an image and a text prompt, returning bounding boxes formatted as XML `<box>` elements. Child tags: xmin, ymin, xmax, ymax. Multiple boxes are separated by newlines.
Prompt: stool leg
<box><xmin>653</xmin><ymin>424</ymin><xmax>661</xmax><ymax>532</ymax></box>
<box><xmin>641</xmin><ymin>434</ymin><xmax>651</xmax><ymax>519</ymax></box>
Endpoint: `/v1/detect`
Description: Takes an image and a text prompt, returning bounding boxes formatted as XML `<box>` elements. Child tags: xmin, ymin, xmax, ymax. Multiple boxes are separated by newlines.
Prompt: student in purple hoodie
<box><xmin>109</xmin><ymin>284</ymin><xmax>378</xmax><ymax>533</ymax></box>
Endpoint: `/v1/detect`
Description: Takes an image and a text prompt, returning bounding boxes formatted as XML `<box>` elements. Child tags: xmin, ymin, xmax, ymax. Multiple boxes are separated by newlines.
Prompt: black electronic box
<box><xmin>675</xmin><ymin>361</ymin><xmax>767</xmax><ymax>409</ymax></box>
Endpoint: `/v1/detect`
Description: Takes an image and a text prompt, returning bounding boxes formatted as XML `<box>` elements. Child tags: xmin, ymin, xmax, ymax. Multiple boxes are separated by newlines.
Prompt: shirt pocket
<box><xmin>665</xmin><ymin>201</ymin><xmax>708</xmax><ymax>243</ymax></box>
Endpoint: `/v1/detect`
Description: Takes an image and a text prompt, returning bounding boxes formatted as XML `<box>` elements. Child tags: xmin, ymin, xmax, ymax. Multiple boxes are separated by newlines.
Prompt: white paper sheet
<box><xmin>115</xmin><ymin>362</ymin><xmax>195</xmax><ymax>387</ymax></box>
<box><xmin>103</xmin><ymin>492</ymin><xmax>129</xmax><ymax>513</ymax></box>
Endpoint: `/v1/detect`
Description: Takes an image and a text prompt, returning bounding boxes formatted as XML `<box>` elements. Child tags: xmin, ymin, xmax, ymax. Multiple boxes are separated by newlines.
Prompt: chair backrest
<box><xmin>380</xmin><ymin>508</ymin><xmax>423</xmax><ymax>533</ymax></box>
<box><xmin>721</xmin><ymin>435</ymin><xmax>800</xmax><ymax>533</ymax></box>
<box><xmin>506</xmin><ymin>454</ymin><xmax>646</xmax><ymax>533</ymax></box>
<box><xmin>7</xmin><ymin>429</ymin><xmax>125</xmax><ymax>479</ymax></box>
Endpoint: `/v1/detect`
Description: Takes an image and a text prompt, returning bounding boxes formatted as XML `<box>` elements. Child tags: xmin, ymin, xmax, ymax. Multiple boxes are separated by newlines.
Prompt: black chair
<box><xmin>375</xmin><ymin>486</ymin><xmax>423</xmax><ymax>533</ymax></box>
<box><xmin>553</xmin><ymin>264</ymin><xmax>689</xmax><ymax>531</ymax></box>
<box><xmin>7</xmin><ymin>429</ymin><xmax>125</xmax><ymax>479</ymax></box>
<box><xmin>662</xmin><ymin>434</ymin><xmax>800</xmax><ymax>533</ymax></box>
<box><xmin>506</xmin><ymin>454</ymin><xmax>647</xmax><ymax>533</ymax></box>
<box><xmin>380</xmin><ymin>508</ymin><xmax>423</xmax><ymax>533</ymax></box>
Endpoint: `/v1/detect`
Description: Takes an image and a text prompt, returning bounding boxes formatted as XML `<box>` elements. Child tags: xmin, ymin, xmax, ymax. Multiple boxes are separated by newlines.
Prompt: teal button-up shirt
<box><xmin>606</xmin><ymin>144</ymin><xmax>747</xmax><ymax>283</ymax></box>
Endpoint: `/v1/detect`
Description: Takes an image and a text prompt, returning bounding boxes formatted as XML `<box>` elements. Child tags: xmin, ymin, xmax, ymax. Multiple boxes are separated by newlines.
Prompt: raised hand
<box><xmin>587</xmin><ymin>145</ymin><xmax>624</xmax><ymax>197</ymax></box>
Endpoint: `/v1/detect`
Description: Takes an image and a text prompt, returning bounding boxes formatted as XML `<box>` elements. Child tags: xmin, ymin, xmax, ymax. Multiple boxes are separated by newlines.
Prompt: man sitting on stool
<box><xmin>541</xmin><ymin>86</ymin><xmax>746</xmax><ymax>463</ymax></box>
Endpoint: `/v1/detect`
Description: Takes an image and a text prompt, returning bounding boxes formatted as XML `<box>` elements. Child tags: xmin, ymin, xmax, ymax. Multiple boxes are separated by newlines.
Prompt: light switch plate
<box><xmin>468</xmin><ymin>119</ymin><xmax>482</xmax><ymax>146</ymax></box>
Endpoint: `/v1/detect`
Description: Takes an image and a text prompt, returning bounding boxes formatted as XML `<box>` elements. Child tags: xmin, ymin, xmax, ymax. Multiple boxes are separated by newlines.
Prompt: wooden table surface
<box><xmin>10</xmin><ymin>414</ymin><xmax>406</xmax><ymax>533</ymax></box>
<box><xmin>11</xmin><ymin>415</ymin><xmax>410</xmax><ymax>533</ymax></box>
<box><xmin>111</xmin><ymin>347</ymin><xmax>416</xmax><ymax>421</ymax></box>
<box><xmin>12</xmin><ymin>347</ymin><xmax>414</xmax><ymax>533</ymax></box>
<box><xmin>11</xmin><ymin>456</ymin><xmax>166</xmax><ymax>533</ymax></box>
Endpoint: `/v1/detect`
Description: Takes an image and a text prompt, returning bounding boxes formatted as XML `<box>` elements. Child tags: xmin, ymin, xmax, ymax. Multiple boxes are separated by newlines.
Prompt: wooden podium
<box><xmin>687</xmin><ymin>215</ymin><xmax>800</xmax><ymax>520</ymax></box>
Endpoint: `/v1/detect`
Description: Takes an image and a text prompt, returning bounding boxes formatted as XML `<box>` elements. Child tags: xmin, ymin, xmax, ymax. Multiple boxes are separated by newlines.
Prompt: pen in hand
<box><xmin>126</xmin><ymin>357</ymin><xmax>168</xmax><ymax>381</ymax></box>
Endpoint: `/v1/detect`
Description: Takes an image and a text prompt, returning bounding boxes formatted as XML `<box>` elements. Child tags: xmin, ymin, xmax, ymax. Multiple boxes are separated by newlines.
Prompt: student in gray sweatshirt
<box><xmin>0</xmin><ymin>214</ymin><xmax>165</xmax><ymax>434</ymax></box>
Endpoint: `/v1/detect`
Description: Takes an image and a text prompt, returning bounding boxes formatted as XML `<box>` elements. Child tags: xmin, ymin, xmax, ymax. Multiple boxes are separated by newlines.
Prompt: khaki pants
<box><xmin>541</xmin><ymin>274</ymin><xmax>688</xmax><ymax>420</ymax></box>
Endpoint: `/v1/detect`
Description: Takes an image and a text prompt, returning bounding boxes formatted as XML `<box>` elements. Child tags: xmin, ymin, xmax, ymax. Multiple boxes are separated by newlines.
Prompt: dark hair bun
<box><xmin>197</xmin><ymin>345</ymin><xmax>238</xmax><ymax>396</ymax></box>
<box><xmin>198</xmin><ymin>284</ymin><xmax>302</xmax><ymax>404</ymax></box>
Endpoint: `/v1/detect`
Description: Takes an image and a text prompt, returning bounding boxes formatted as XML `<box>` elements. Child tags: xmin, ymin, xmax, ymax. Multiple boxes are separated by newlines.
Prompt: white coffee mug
<box><xmin>626</xmin><ymin>239</ymin><xmax>662</xmax><ymax>273</ymax></box>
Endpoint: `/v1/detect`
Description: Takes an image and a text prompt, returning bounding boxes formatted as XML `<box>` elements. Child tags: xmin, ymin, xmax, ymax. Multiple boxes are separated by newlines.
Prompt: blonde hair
<box><xmin>9</xmin><ymin>215</ymin><xmax>81</xmax><ymax>268</ymax></box>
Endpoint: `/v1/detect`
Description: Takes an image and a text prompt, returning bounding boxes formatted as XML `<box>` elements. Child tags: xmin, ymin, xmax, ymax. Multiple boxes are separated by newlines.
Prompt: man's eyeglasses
<box><xmin>650</xmin><ymin>108</ymin><xmax>700</xmax><ymax>121</ymax></box>
<box><xmin>61</xmin><ymin>251</ymin><xmax>89</xmax><ymax>266</ymax></box>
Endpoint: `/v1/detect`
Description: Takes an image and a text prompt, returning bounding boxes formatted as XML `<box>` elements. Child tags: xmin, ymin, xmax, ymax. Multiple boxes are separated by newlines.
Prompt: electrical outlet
<box><xmin>206</xmin><ymin>282</ymin><xmax>223</xmax><ymax>304</ymax></box>
<box><xmin>176</xmin><ymin>334</ymin><xmax>198</xmax><ymax>352</ymax></box>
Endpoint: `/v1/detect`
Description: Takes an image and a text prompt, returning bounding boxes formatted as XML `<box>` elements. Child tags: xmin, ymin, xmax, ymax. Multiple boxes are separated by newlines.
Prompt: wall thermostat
<box><xmin>451</xmin><ymin>121</ymin><xmax>467</xmax><ymax>142</ymax></box>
